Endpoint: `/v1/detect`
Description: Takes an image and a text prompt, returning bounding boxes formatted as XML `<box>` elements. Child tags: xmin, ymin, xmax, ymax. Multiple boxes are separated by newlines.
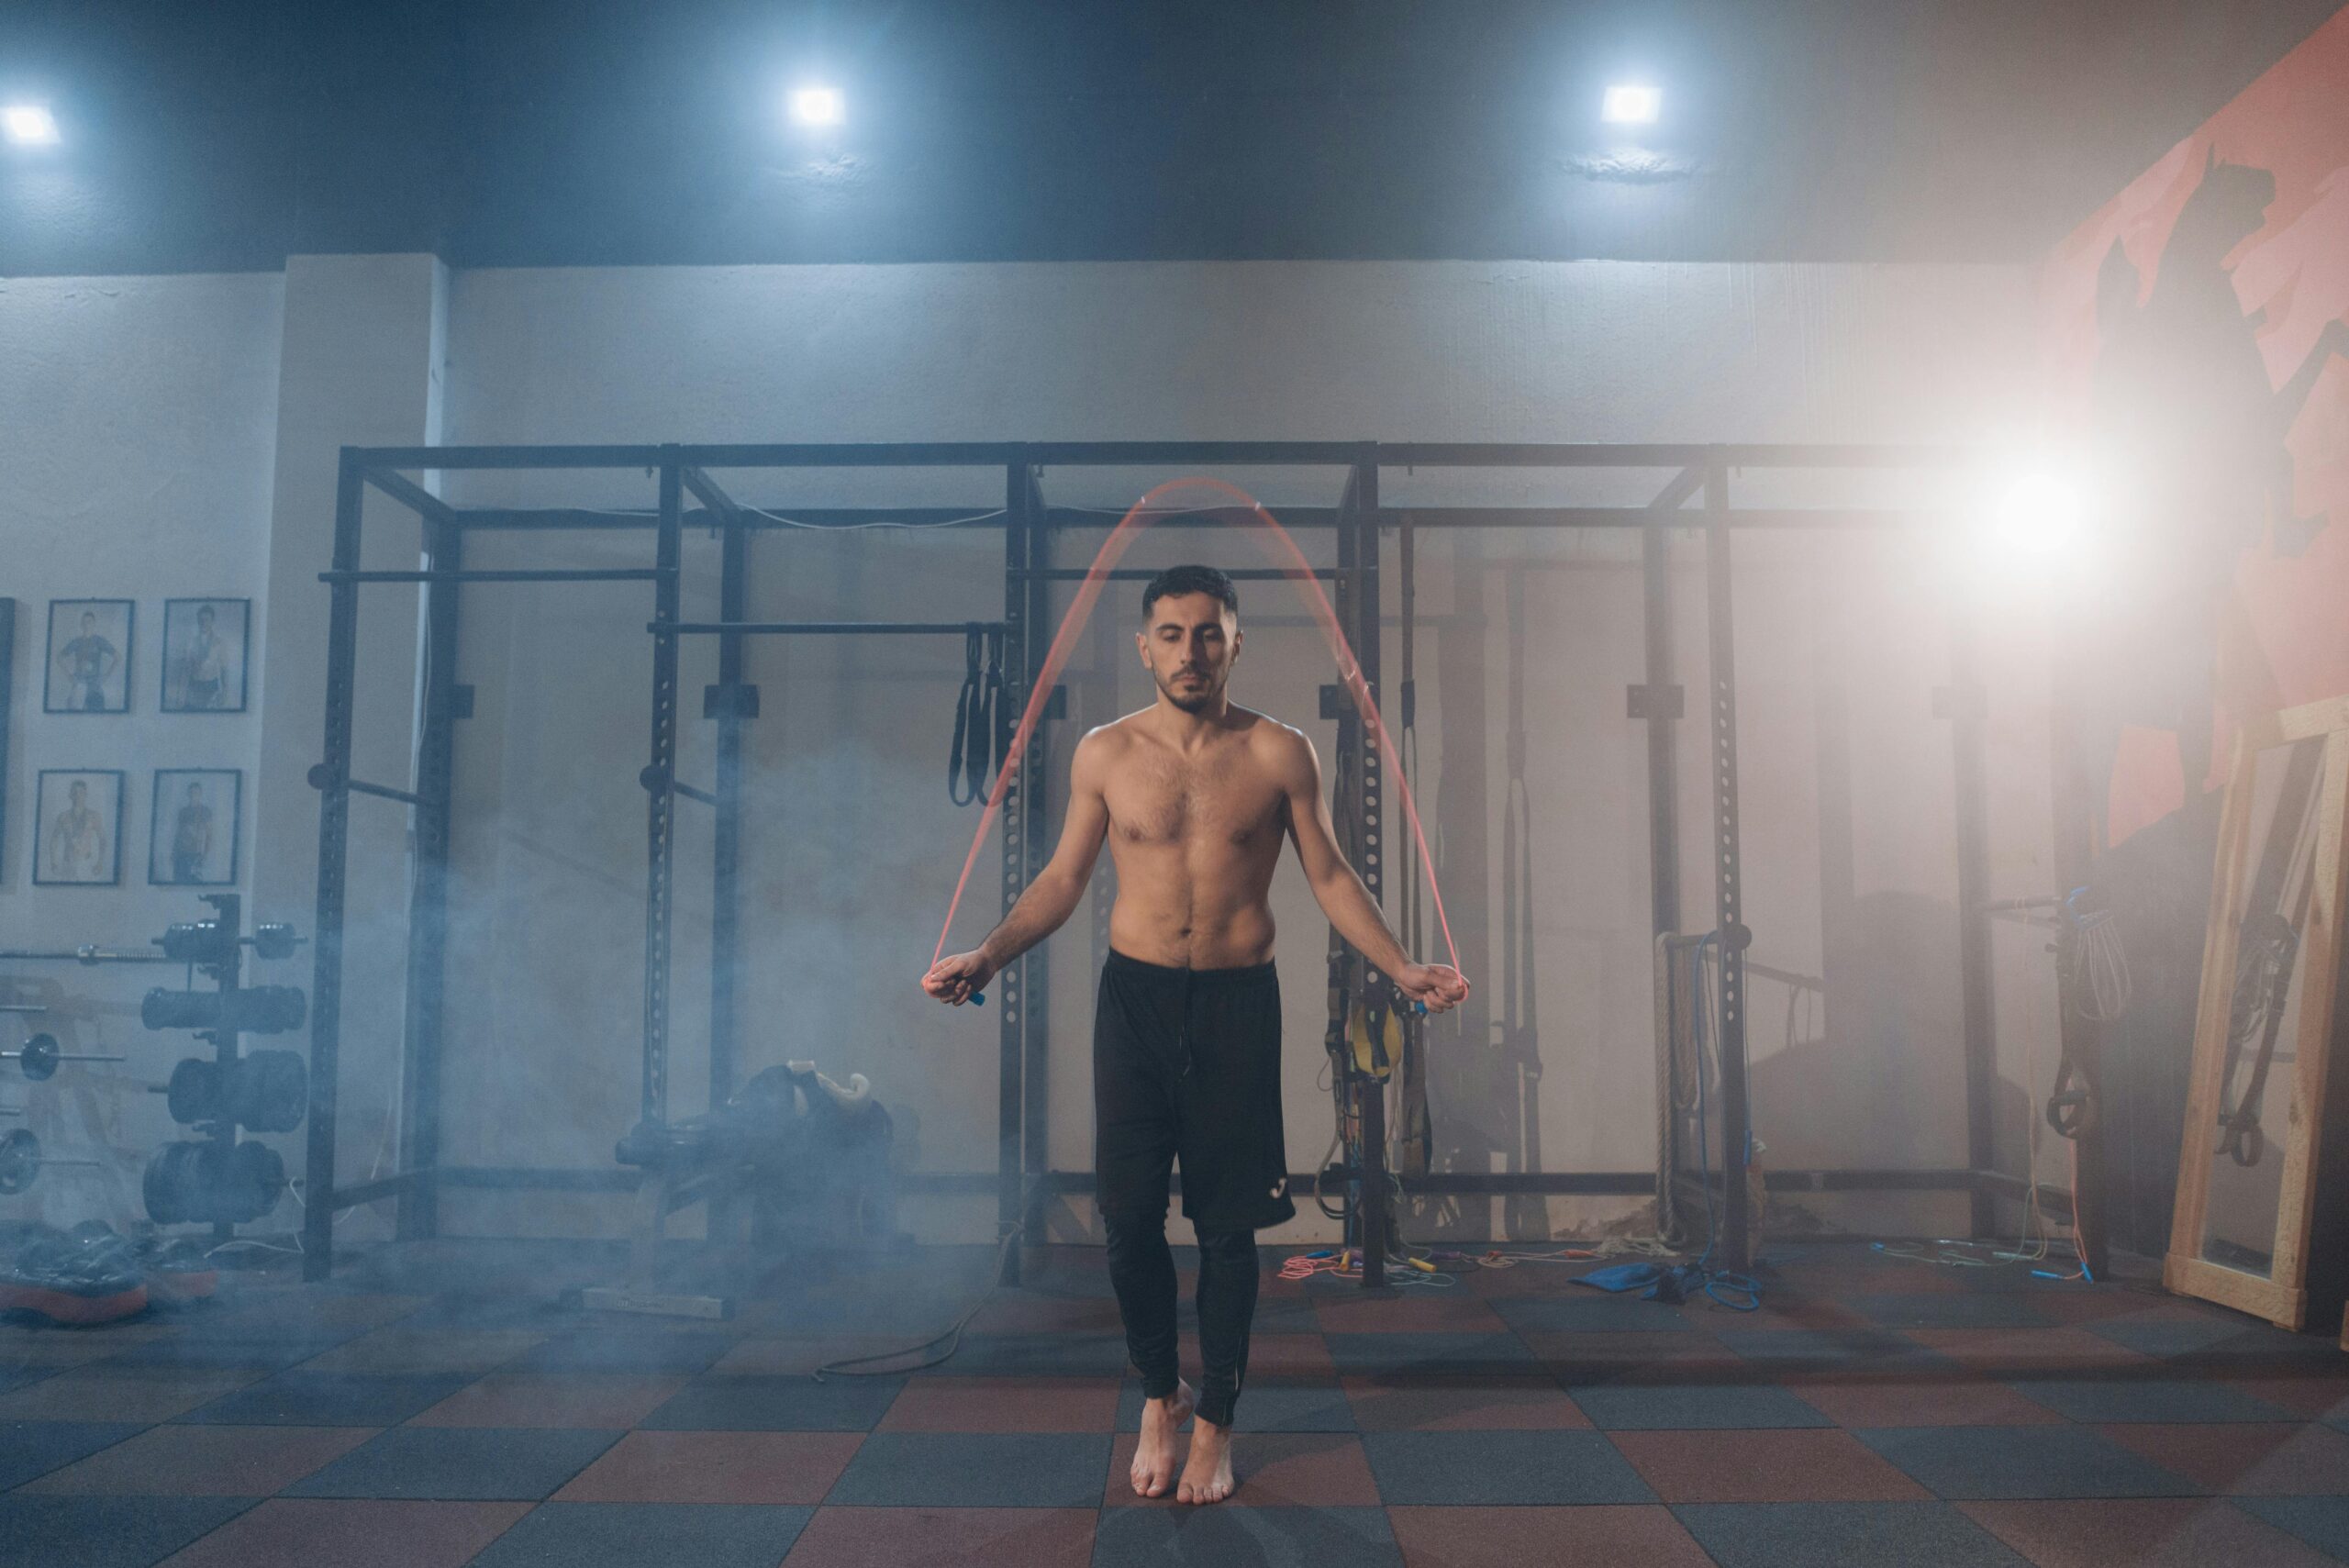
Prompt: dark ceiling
<box><xmin>1</xmin><ymin>0</ymin><xmax>2341</xmax><ymax>275</ymax></box>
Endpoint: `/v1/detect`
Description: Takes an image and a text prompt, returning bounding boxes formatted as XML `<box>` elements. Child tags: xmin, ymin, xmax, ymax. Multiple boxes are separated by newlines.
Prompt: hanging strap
<box><xmin>948</xmin><ymin>628</ymin><xmax>999</xmax><ymax>806</ymax></box>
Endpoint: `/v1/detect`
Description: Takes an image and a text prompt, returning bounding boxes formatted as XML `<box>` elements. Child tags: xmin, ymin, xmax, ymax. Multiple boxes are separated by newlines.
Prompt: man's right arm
<box><xmin>969</xmin><ymin>728</ymin><xmax>1113</xmax><ymax>975</ymax></box>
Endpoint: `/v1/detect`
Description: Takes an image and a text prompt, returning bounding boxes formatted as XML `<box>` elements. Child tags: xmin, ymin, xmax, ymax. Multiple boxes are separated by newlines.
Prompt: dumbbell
<box><xmin>0</xmin><ymin>1129</ymin><xmax>108</xmax><ymax>1195</ymax></box>
<box><xmin>5</xmin><ymin>1034</ymin><xmax>128</xmax><ymax>1081</ymax></box>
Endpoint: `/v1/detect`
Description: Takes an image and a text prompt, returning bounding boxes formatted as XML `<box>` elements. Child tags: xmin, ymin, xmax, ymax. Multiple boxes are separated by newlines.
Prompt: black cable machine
<box><xmin>298</xmin><ymin>441</ymin><xmax>2092</xmax><ymax>1286</ymax></box>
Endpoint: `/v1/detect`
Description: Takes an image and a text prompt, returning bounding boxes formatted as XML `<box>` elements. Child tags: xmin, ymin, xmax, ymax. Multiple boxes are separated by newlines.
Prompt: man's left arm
<box><xmin>1276</xmin><ymin>728</ymin><xmax>1469</xmax><ymax>1013</ymax></box>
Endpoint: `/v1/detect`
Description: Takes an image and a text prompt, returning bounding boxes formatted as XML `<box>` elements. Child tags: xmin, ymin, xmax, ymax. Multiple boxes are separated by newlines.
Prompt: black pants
<box><xmin>1094</xmin><ymin>950</ymin><xmax>1293</xmax><ymax>1429</ymax></box>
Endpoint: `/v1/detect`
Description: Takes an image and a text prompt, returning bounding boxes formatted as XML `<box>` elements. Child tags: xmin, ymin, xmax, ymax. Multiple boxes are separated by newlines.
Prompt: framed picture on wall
<box><xmin>150</xmin><ymin>769</ymin><xmax>239</xmax><ymax>886</ymax></box>
<box><xmin>44</xmin><ymin>598</ymin><xmax>133</xmax><ymax>714</ymax></box>
<box><xmin>161</xmin><ymin>598</ymin><xmax>250</xmax><ymax>713</ymax></box>
<box><xmin>33</xmin><ymin>769</ymin><xmax>124</xmax><ymax>886</ymax></box>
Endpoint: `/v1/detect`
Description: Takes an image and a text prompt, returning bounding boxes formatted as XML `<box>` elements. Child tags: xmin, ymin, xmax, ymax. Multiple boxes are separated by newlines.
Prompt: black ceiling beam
<box><xmin>363</xmin><ymin>440</ymin><xmax>1975</xmax><ymax>473</ymax></box>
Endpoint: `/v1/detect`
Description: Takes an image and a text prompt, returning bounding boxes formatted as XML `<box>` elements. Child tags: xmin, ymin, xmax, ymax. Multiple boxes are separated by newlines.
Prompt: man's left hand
<box><xmin>1395</xmin><ymin>962</ymin><xmax>1471</xmax><ymax>1014</ymax></box>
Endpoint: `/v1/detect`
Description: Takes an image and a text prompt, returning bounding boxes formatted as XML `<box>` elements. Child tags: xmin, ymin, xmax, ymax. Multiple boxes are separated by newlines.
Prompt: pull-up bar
<box><xmin>649</xmin><ymin>619</ymin><xmax>1010</xmax><ymax>637</ymax></box>
<box><xmin>321</xmin><ymin>568</ymin><xmax>671</xmax><ymax>585</ymax></box>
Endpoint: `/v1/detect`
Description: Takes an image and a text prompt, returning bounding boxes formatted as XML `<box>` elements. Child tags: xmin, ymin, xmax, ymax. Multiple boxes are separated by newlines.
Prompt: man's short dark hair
<box><xmin>1141</xmin><ymin>564</ymin><xmax>1239</xmax><ymax>622</ymax></box>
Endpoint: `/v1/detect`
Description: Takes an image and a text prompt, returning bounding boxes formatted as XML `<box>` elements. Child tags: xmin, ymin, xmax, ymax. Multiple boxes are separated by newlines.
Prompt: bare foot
<box><xmin>1130</xmin><ymin>1380</ymin><xmax>1194</xmax><ymax>1497</ymax></box>
<box><xmin>1176</xmin><ymin>1415</ymin><xmax>1235</xmax><ymax>1504</ymax></box>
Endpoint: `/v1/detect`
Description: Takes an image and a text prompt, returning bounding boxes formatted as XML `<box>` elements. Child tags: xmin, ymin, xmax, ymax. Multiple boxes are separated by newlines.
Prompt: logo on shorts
<box><xmin>1269</xmin><ymin>1176</ymin><xmax>1287</xmax><ymax>1199</ymax></box>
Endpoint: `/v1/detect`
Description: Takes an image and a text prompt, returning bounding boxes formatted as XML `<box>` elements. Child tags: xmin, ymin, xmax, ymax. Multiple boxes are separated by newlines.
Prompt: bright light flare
<box><xmin>789</xmin><ymin>85</ymin><xmax>844</xmax><ymax>128</ymax></box>
<box><xmin>3</xmin><ymin>105</ymin><xmax>60</xmax><ymax>145</ymax></box>
<box><xmin>1993</xmin><ymin>469</ymin><xmax>2088</xmax><ymax>561</ymax></box>
<box><xmin>1602</xmin><ymin>84</ymin><xmax>1660</xmax><ymax>124</ymax></box>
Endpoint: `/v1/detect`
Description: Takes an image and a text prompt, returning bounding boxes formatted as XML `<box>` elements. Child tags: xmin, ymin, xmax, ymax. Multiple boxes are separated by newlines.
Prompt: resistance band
<box><xmin>930</xmin><ymin>476</ymin><xmax>1459</xmax><ymax>983</ymax></box>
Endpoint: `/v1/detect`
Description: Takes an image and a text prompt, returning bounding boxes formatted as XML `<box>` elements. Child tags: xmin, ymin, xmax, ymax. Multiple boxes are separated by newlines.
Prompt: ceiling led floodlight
<box><xmin>3</xmin><ymin>105</ymin><xmax>61</xmax><ymax>145</ymax></box>
<box><xmin>790</xmin><ymin>85</ymin><xmax>845</xmax><ymax>128</ymax></box>
<box><xmin>1602</xmin><ymin>84</ymin><xmax>1660</xmax><ymax>124</ymax></box>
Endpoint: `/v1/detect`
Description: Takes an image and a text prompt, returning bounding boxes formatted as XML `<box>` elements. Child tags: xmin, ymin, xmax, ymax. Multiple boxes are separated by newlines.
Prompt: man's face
<box><xmin>1138</xmin><ymin>592</ymin><xmax>1239</xmax><ymax>715</ymax></box>
<box><xmin>186</xmin><ymin>784</ymin><xmax>203</xmax><ymax>803</ymax></box>
<box><xmin>197</xmin><ymin>608</ymin><xmax>214</xmax><ymax>628</ymax></box>
<box><xmin>69</xmin><ymin>782</ymin><xmax>86</xmax><ymax>806</ymax></box>
<box><xmin>80</xmin><ymin>613</ymin><xmax>95</xmax><ymax>632</ymax></box>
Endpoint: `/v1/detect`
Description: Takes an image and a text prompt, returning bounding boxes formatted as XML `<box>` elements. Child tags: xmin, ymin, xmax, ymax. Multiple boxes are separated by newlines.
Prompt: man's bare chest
<box><xmin>1105</xmin><ymin>753</ymin><xmax>1286</xmax><ymax>851</ymax></box>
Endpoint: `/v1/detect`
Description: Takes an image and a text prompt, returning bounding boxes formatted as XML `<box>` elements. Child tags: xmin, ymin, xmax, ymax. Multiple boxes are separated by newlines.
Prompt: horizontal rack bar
<box><xmin>0</xmin><ymin>948</ymin><xmax>176</xmax><ymax>965</ymax></box>
<box><xmin>340</xmin><ymin>777</ymin><xmax>427</xmax><ymax>808</ymax></box>
<box><xmin>1016</xmin><ymin>567</ymin><xmax>1341</xmax><ymax>581</ymax></box>
<box><xmin>318</xmin><ymin>1171</ymin><xmax>426</xmax><ymax>1210</ymax></box>
<box><xmin>447</xmin><ymin>504</ymin><xmax>1952</xmax><ymax>534</ymax></box>
<box><xmin>650</xmin><ymin>620</ymin><xmax>1009</xmax><ymax>636</ymax></box>
<box><xmin>672</xmin><ymin>780</ymin><xmax>718</xmax><ymax>806</ymax></box>
<box><xmin>320</xmin><ymin>568</ymin><xmax>669</xmax><ymax>584</ymax></box>
<box><xmin>402</xmin><ymin>1163</ymin><xmax>2009</xmax><ymax>1201</ymax></box>
<box><xmin>361</xmin><ymin>467</ymin><xmax>456</xmax><ymax>524</ymax></box>
<box><xmin>360</xmin><ymin>440</ymin><xmax>1978</xmax><ymax>473</ymax></box>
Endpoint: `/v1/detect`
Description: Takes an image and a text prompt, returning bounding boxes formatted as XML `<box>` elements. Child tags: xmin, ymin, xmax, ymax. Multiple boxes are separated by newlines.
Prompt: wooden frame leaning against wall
<box><xmin>2167</xmin><ymin>695</ymin><xmax>2349</xmax><ymax>1330</ymax></box>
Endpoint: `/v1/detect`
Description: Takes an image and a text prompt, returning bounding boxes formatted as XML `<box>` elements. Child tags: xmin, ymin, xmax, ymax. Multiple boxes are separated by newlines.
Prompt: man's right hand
<box><xmin>922</xmin><ymin>950</ymin><xmax>997</xmax><ymax>1006</ymax></box>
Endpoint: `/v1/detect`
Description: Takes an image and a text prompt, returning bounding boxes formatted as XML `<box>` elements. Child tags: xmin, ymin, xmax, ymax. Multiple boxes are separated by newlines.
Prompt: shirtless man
<box><xmin>923</xmin><ymin>563</ymin><xmax>1469</xmax><ymax>1504</ymax></box>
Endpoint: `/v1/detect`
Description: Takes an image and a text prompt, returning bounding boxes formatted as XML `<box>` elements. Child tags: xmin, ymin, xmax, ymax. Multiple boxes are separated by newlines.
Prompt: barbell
<box><xmin>0</xmin><ymin>1129</ymin><xmax>108</xmax><ymax>1195</ymax></box>
<box><xmin>140</xmin><ymin>984</ymin><xmax>306</xmax><ymax>1037</ymax></box>
<box><xmin>5</xmin><ymin>1034</ymin><xmax>128</xmax><ymax>1081</ymax></box>
<box><xmin>154</xmin><ymin>919</ymin><xmax>304</xmax><ymax>967</ymax></box>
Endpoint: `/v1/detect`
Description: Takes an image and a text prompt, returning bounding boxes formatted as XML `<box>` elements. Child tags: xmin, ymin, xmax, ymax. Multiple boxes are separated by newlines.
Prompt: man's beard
<box><xmin>1159</xmin><ymin>668</ymin><xmax>1221</xmax><ymax>713</ymax></box>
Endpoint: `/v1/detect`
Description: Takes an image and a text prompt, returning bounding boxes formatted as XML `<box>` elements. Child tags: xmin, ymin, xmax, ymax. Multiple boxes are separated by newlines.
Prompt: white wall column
<box><xmin>251</xmin><ymin>254</ymin><xmax>448</xmax><ymax>1218</ymax></box>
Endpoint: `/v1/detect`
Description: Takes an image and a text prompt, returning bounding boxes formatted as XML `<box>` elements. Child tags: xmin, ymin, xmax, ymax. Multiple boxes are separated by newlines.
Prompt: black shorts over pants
<box><xmin>1093</xmin><ymin>950</ymin><xmax>1297</xmax><ymax>1232</ymax></box>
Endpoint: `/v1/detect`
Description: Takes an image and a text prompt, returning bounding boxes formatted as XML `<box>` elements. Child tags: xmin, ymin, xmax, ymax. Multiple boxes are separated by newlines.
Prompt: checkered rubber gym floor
<box><xmin>2</xmin><ymin>1240</ymin><xmax>2345</xmax><ymax>1567</ymax></box>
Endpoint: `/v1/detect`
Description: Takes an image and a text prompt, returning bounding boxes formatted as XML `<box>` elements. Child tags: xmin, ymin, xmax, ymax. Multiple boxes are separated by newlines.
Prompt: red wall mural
<box><xmin>2041</xmin><ymin>8</ymin><xmax>2349</xmax><ymax>849</ymax></box>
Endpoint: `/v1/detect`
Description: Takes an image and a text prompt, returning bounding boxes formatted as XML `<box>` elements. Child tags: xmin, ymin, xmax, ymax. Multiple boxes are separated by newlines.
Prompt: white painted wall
<box><xmin>3</xmin><ymin>257</ymin><xmax>2070</xmax><ymax>1251</ymax></box>
<box><xmin>0</xmin><ymin>272</ymin><xmax>283</xmax><ymax>1225</ymax></box>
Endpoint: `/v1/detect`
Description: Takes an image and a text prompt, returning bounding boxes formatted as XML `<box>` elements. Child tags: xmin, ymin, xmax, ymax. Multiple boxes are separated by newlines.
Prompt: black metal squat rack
<box><xmin>299</xmin><ymin>442</ymin><xmax>2103</xmax><ymax>1286</ymax></box>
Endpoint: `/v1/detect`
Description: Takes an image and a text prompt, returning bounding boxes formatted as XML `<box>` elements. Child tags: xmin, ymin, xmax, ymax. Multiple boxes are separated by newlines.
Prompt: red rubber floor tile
<box><xmin>779</xmin><ymin>1506</ymin><xmax>1096</xmax><ymax>1568</ymax></box>
<box><xmin>1609</xmin><ymin>1428</ymin><xmax>1936</xmax><ymax>1503</ymax></box>
<box><xmin>1907</xmin><ymin>1328</ymin><xmax>2154</xmax><ymax>1371</ymax></box>
<box><xmin>1386</xmin><ymin>1504</ymin><xmax>1717</xmax><ymax>1568</ymax></box>
<box><xmin>878</xmin><ymin>1376</ymin><xmax>1119</xmax><ymax>1432</ymax></box>
<box><xmin>1312</xmin><ymin>1295</ymin><xmax>1508</xmax><ymax>1335</ymax></box>
<box><xmin>1341</xmin><ymin>1374</ymin><xmax>1589</xmax><ymax>1431</ymax></box>
<box><xmin>967</xmin><ymin>1295</ymin><xmax>1127</xmax><ymax>1335</ymax></box>
<box><xmin>156</xmin><ymin>1498</ymin><xmax>530</xmax><ymax>1568</ymax></box>
<box><xmin>1785</xmin><ymin>1375</ymin><xmax>2068</xmax><ymax>1428</ymax></box>
<box><xmin>1957</xmin><ymin>1497</ymin><xmax>2341</xmax><ymax>1567</ymax></box>
<box><xmin>2097</xmin><ymin>1422</ymin><xmax>2349</xmax><ymax>1495</ymax></box>
<box><xmin>406</xmin><ymin>1373</ymin><xmax>685</xmax><ymax>1429</ymax></box>
<box><xmin>24</xmin><ymin>1424</ymin><xmax>376</xmax><ymax>1496</ymax></box>
<box><xmin>0</xmin><ymin>1368</ymin><xmax>261</xmax><ymax>1425</ymax></box>
<box><xmin>551</xmin><ymin>1430</ymin><xmax>862</xmax><ymax>1504</ymax></box>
